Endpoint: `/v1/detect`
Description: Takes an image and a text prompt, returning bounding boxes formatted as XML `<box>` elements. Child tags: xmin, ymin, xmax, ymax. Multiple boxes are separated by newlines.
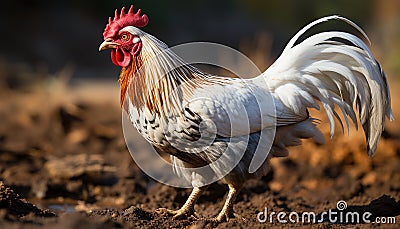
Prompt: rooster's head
<box><xmin>99</xmin><ymin>5</ymin><xmax>149</xmax><ymax>67</ymax></box>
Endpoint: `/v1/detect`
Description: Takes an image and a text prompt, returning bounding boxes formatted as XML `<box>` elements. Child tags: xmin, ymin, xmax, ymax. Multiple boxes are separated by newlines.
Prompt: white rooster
<box><xmin>99</xmin><ymin>5</ymin><xmax>393</xmax><ymax>223</ymax></box>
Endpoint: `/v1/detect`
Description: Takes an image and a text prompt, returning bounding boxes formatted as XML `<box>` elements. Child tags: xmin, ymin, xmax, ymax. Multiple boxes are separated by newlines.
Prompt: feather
<box><xmin>264</xmin><ymin>16</ymin><xmax>393</xmax><ymax>156</ymax></box>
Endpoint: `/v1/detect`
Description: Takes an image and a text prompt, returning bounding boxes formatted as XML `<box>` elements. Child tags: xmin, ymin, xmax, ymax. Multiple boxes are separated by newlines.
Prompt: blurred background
<box><xmin>1</xmin><ymin>0</ymin><xmax>399</xmax><ymax>80</ymax></box>
<box><xmin>0</xmin><ymin>1</ymin><xmax>399</xmax><ymax>228</ymax></box>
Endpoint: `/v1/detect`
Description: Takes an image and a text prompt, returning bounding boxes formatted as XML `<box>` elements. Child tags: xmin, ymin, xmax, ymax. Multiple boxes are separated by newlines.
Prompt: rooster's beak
<box><xmin>99</xmin><ymin>39</ymin><xmax>118</xmax><ymax>51</ymax></box>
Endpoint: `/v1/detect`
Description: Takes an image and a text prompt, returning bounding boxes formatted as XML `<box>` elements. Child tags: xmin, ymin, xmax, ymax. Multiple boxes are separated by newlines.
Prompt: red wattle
<box><xmin>111</xmin><ymin>48</ymin><xmax>131</xmax><ymax>67</ymax></box>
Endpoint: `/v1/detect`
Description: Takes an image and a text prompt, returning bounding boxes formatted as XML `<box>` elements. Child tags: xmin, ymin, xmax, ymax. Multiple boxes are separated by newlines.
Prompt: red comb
<box><xmin>103</xmin><ymin>5</ymin><xmax>149</xmax><ymax>39</ymax></box>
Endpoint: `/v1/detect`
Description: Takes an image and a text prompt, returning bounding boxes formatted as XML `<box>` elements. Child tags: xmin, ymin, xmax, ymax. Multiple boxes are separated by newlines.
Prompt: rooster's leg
<box><xmin>156</xmin><ymin>186</ymin><xmax>207</xmax><ymax>219</ymax></box>
<box><xmin>211</xmin><ymin>184</ymin><xmax>246</xmax><ymax>223</ymax></box>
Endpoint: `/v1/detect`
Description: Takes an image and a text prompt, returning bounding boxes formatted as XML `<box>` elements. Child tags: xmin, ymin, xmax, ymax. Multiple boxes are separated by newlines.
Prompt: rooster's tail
<box><xmin>264</xmin><ymin>15</ymin><xmax>393</xmax><ymax>156</ymax></box>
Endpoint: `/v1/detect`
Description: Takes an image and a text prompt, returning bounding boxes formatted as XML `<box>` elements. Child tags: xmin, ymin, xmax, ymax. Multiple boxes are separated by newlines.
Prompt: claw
<box><xmin>155</xmin><ymin>207</ymin><xmax>199</xmax><ymax>220</ymax></box>
<box><xmin>205</xmin><ymin>211</ymin><xmax>247</xmax><ymax>225</ymax></box>
<box><xmin>155</xmin><ymin>187</ymin><xmax>206</xmax><ymax>220</ymax></box>
<box><xmin>155</xmin><ymin>207</ymin><xmax>174</xmax><ymax>217</ymax></box>
<box><xmin>203</xmin><ymin>184</ymin><xmax>245</xmax><ymax>225</ymax></box>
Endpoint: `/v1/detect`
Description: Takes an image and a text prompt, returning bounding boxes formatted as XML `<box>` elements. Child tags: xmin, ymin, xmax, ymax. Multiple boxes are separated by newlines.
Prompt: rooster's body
<box><xmin>99</xmin><ymin>6</ymin><xmax>393</xmax><ymax>222</ymax></box>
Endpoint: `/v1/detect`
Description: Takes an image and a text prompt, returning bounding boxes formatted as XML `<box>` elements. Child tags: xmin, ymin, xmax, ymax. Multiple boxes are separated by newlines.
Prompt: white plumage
<box><xmin>265</xmin><ymin>15</ymin><xmax>393</xmax><ymax>156</ymax></box>
<box><xmin>100</xmin><ymin>13</ymin><xmax>393</xmax><ymax>222</ymax></box>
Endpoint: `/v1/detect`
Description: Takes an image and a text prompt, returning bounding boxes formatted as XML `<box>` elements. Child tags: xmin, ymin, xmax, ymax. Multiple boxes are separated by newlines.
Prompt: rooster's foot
<box><xmin>205</xmin><ymin>210</ymin><xmax>247</xmax><ymax>225</ymax></box>
<box><xmin>155</xmin><ymin>207</ymin><xmax>199</xmax><ymax>220</ymax></box>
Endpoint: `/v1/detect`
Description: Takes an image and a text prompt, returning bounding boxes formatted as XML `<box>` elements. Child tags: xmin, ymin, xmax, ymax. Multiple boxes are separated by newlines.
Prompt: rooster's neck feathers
<box><xmin>120</xmin><ymin>28</ymin><xmax>230</xmax><ymax>115</ymax></box>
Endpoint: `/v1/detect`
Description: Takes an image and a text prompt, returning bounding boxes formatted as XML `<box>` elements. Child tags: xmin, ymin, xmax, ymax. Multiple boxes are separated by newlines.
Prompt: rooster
<box><xmin>99</xmin><ymin>5</ymin><xmax>393</xmax><ymax>223</ymax></box>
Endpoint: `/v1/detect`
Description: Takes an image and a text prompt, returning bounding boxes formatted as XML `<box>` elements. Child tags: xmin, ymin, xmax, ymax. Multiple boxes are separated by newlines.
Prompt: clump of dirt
<box><xmin>0</xmin><ymin>182</ymin><xmax>55</xmax><ymax>218</ymax></box>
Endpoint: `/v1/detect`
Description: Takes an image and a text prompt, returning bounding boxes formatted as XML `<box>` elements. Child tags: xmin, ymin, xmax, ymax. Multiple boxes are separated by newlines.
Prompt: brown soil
<box><xmin>0</xmin><ymin>71</ymin><xmax>399</xmax><ymax>228</ymax></box>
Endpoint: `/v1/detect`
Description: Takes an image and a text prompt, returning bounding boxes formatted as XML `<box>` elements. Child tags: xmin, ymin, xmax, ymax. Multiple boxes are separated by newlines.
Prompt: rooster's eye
<box><xmin>120</xmin><ymin>33</ymin><xmax>129</xmax><ymax>41</ymax></box>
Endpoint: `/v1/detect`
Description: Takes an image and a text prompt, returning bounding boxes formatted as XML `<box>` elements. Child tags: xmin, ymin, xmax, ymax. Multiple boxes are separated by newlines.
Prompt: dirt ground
<box><xmin>0</xmin><ymin>66</ymin><xmax>400</xmax><ymax>228</ymax></box>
